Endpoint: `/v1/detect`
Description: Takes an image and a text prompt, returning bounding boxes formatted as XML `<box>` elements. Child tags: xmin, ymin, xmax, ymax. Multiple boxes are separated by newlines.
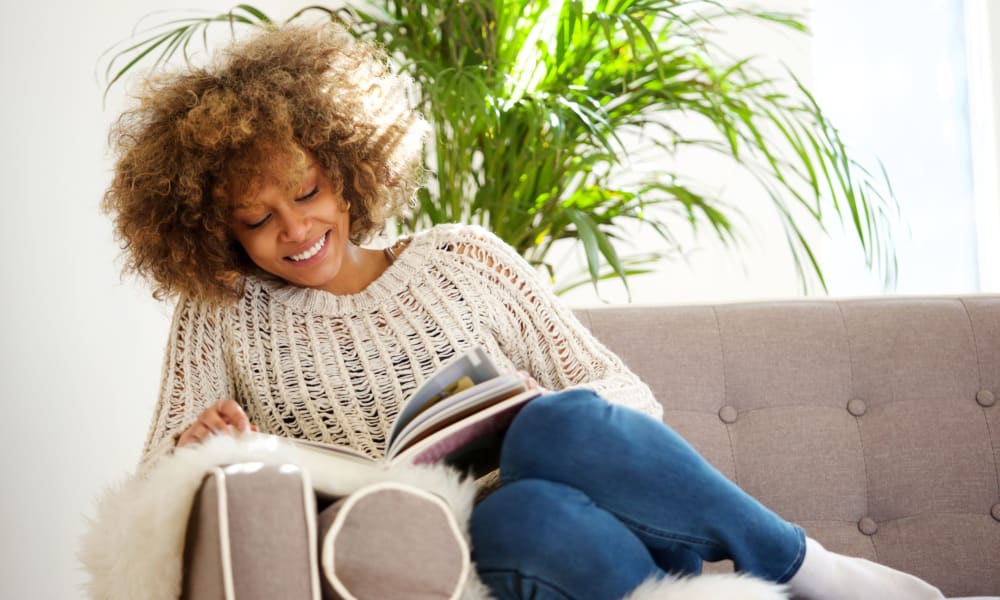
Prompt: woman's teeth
<box><xmin>289</xmin><ymin>234</ymin><xmax>325</xmax><ymax>262</ymax></box>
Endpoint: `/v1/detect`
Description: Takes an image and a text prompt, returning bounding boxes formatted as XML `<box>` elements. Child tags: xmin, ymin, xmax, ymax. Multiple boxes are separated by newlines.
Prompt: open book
<box><xmin>286</xmin><ymin>347</ymin><xmax>541</xmax><ymax>475</ymax></box>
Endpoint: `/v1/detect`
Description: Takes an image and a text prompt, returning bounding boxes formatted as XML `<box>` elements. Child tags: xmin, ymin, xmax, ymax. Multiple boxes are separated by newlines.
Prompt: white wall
<box><xmin>0</xmin><ymin>0</ymin><xmax>991</xmax><ymax>598</ymax></box>
<box><xmin>0</xmin><ymin>2</ymin><xmax>292</xmax><ymax>598</ymax></box>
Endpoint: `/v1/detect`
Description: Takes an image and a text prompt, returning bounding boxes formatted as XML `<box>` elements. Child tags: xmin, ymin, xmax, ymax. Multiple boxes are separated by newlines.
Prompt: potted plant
<box><xmin>104</xmin><ymin>0</ymin><xmax>895</xmax><ymax>297</ymax></box>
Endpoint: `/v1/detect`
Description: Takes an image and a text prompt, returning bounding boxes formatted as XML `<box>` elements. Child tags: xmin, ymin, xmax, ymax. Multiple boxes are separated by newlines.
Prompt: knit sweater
<box><xmin>141</xmin><ymin>224</ymin><xmax>662</xmax><ymax>468</ymax></box>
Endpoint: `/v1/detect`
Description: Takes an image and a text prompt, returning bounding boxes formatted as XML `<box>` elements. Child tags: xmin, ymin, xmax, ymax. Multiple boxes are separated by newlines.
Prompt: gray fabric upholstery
<box><xmin>317</xmin><ymin>482</ymin><xmax>468</xmax><ymax>600</ymax></box>
<box><xmin>182</xmin><ymin>463</ymin><xmax>319</xmax><ymax>600</ymax></box>
<box><xmin>574</xmin><ymin>296</ymin><xmax>1000</xmax><ymax>598</ymax></box>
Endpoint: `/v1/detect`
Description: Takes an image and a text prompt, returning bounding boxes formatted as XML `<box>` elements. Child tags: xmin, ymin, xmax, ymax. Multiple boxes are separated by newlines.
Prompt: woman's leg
<box><xmin>499</xmin><ymin>389</ymin><xmax>805</xmax><ymax>582</ymax></box>
<box><xmin>498</xmin><ymin>389</ymin><xmax>943</xmax><ymax>600</ymax></box>
<box><xmin>469</xmin><ymin>478</ymin><xmax>668</xmax><ymax>600</ymax></box>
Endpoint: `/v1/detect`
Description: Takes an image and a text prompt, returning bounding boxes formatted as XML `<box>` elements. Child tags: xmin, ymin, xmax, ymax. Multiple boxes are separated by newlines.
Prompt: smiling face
<box><xmin>228</xmin><ymin>152</ymin><xmax>355</xmax><ymax>293</ymax></box>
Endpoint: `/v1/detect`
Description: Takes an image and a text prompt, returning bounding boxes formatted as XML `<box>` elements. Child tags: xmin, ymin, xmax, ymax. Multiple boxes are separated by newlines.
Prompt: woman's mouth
<box><xmin>286</xmin><ymin>231</ymin><xmax>328</xmax><ymax>263</ymax></box>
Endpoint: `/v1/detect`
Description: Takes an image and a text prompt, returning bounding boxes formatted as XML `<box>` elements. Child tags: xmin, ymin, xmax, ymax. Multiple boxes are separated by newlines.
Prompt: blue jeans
<box><xmin>469</xmin><ymin>389</ymin><xmax>806</xmax><ymax>600</ymax></box>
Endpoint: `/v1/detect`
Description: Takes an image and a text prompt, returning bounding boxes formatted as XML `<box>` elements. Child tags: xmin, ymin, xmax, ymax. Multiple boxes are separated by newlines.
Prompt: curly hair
<box><xmin>103</xmin><ymin>23</ymin><xmax>428</xmax><ymax>303</ymax></box>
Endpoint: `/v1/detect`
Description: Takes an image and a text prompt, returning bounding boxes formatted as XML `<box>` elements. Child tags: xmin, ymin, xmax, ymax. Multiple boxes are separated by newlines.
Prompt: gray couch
<box><xmin>184</xmin><ymin>296</ymin><xmax>1000</xmax><ymax>598</ymax></box>
<box><xmin>576</xmin><ymin>296</ymin><xmax>1000</xmax><ymax>598</ymax></box>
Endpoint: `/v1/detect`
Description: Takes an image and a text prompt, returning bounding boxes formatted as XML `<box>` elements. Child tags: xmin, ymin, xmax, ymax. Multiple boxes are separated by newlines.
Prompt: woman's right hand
<box><xmin>176</xmin><ymin>399</ymin><xmax>256</xmax><ymax>448</ymax></box>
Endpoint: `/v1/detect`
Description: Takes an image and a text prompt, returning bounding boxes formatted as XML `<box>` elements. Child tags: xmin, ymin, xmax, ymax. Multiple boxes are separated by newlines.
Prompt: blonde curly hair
<box><xmin>103</xmin><ymin>23</ymin><xmax>428</xmax><ymax>302</ymax></box>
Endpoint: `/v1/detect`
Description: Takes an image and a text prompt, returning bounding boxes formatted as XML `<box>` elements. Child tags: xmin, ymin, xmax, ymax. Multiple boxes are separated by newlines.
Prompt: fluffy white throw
<box><xmin>79</xmin><ymin>435</ymin><xmax>787</xmax><ymax>600</ymax></box>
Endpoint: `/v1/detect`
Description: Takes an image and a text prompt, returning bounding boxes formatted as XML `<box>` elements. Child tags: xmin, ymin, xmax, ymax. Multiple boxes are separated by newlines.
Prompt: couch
<box><xmin>182</xmin><ymin>296</ymin><xmax>1000</xmax><ymax>599</ymax></box>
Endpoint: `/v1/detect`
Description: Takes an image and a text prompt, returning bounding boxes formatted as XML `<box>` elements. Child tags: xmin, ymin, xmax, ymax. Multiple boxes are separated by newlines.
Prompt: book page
<box><xmin>389</xmin><ymin>389</ymin><xmax>540</xmax><ymax>468</ymax></box>
<box><xmin>389</xmin><ymin>374</ymin><xmax>526</xmax><ymax>453</ymax></box>
<box><xmin>287</xmin><ymin>438</ymin><xmax>378</xmax><ymax>466</ymax></box>
<box><xmin>388</xmin><ymin>346</ymin><xmax>500</xmax><ymax>446</ymax></box>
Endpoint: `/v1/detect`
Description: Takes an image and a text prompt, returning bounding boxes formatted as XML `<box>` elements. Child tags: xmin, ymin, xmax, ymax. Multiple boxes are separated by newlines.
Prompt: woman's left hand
<box><xmin>517</xmin><ymin>371</ymin><xmax>546</xmax><ymax>393</ymax></box>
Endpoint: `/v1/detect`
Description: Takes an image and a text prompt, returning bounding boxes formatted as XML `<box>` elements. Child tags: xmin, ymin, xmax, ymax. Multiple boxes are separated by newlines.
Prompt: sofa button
<box><xmin>847</xmin><ymin>398</ymin><xmax>867</xmax><ymax>417</ymax></box>
<box><xmin>718</xmin><ymin>405</ymin><xmax>738</xmax><ymax>424</ymax></box>
<box><xmin>858</xmin><ymin>517</ymin><xmax>878</xmax><ymax>536</ymax></box>
<box><xmin>977</xmin><ymin>390</ymin><xmax>996</xmax><ymax>408</ymax></box>
<box><xmin>991</xmin><ymin>503</ymin><xmax>1000</xmax><ymax>522</ymax></box>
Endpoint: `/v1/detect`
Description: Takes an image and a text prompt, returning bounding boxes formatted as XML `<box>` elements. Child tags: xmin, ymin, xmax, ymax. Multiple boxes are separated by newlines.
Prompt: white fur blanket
<box><xmin>79</xmin><ymin>435</ymin><xmax>787</xmax><ymax>600</ymax></box>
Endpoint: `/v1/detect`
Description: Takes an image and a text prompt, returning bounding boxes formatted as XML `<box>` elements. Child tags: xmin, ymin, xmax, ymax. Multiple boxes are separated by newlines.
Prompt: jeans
<box><xmin>469</xmin><ymin>389</ymin><xmax>806</xmax><ymax>600</ymax></box>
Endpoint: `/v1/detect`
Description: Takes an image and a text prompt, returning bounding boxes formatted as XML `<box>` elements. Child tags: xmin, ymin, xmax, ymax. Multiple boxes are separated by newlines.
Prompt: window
<box><xmin>812</xmin><ymin>0</ymin><xmax>994</xmax><ymax>294</ymax></box>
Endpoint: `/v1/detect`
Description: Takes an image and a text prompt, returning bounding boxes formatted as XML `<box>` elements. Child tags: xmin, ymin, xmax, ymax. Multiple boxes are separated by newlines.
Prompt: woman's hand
<box><xmin>176</xmin><ymin>399</ymin><xmax>257</xmax><ymax>448</ymax></box>
<box><xmin>517</xmin><ymin>371</ymin><xmax>546</xmax><ymax>393</ymax></box>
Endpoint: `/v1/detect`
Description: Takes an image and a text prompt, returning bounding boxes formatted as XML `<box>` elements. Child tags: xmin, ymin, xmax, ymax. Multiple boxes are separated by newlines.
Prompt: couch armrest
<box><xmin>182</xmin><ymin>463</ymin><xmax>321</xmax><ymax>600</ymax></box>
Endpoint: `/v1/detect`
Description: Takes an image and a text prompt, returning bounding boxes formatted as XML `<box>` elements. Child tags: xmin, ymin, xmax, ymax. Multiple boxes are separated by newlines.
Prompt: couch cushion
<box><xmin>318</xmin><ymin>482</ymin><xmax>469</xmax><ymax>600</ymax></box>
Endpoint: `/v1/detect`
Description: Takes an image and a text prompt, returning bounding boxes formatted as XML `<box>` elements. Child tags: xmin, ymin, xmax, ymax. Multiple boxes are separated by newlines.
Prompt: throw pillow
<box><xmin>318</xmin><ymin>482</ymin><xmax>470</xmax><ymax>600</ymax></box>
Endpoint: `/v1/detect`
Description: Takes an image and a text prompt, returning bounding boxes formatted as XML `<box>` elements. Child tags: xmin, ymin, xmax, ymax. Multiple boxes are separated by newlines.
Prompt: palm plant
<box><xmin>103</xmin><ymin>1</ymin><xmax>896</xmax><ymax>297</ymax></box>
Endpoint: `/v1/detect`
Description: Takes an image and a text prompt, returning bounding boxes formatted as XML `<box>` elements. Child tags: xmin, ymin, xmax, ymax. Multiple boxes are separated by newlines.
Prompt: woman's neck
<box><xmin>318</xmin><ymin>244</ymin><xmax>390</xmax><ymax>296</ymax></box>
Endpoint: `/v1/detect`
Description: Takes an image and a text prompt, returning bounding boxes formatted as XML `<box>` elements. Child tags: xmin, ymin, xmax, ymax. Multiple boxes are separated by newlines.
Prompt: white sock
<box><xmin>786</xmin><ymin>538</ymin><xmax>944</xmax><ymax>600</ymax></box>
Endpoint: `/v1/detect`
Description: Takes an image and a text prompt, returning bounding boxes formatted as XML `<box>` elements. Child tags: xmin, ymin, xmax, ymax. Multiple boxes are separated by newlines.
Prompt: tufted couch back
<box><xmin>576</xmin><ymin>296</ymin><xmax>1000</xmax><ymax>597</ymax></box>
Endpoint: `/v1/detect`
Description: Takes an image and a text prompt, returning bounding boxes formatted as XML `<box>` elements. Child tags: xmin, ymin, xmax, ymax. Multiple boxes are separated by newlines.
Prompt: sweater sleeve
<box><xmin>138</xmin><ymin>295</ymin><xmax>236</xmax><ymax>471</ymax></box>
<box><xmin>449</xmin><ymin>226</ymin><xmax>663</xmax><ymax>420</ymax></box>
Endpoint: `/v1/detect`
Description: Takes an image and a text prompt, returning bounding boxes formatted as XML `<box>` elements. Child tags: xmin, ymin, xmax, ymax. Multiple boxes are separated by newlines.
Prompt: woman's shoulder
<box><xmin>171</xmin><ymin>275</ymin><xmax>280</xmax><ymax>320</ymax></box>
<box><xmin>409</xmin><ymin>224</ymin><xmax>539</xmax><ymax>282</ymax></box>
<box><xmin>415</xmin><ymin>223</ymin><xmax>513</xmax><ymax>256</ymax></box>
<box><xmin>172</xmin><ymin>284</ymin><xmax>253</xmax><ymax>314</ymax></box>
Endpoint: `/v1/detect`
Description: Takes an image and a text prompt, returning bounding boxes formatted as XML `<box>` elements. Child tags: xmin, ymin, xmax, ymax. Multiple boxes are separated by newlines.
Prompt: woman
<box><xmin>104</xmin><ymin>23</ymin><xmax>943</xmax><ymax>600</ymax></box>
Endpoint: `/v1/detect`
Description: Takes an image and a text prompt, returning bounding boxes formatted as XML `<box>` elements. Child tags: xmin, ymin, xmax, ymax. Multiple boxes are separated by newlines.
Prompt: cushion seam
<box><xmin>959</xmin><ymin>298</ymin><xmax>1000</xmax><ymax>502</ymax></box>
<box><xmin>711</xmin><ymin>306</ymin><xmax>740</xmax><ymax>489</ymax></box>
<box><xmin>836</xmin><ymin>301</ymin><xmax>876</xmax><ymax>562</ymax></box>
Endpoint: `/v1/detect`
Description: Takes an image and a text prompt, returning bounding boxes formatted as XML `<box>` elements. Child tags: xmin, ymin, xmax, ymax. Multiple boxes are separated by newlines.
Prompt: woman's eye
<box><xmin>296</xmin><ymin>186</ymin><xmax>319</xmax><ymax>202</ymax></box>
<box><xmin>247</xmin><ymin>214</ymin><xmax>271</xmax><ymax>229</ymax></box>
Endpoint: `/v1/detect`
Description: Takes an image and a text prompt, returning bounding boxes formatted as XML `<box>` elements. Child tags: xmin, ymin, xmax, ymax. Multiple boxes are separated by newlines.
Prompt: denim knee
<box><xmin>502</xmin><ymin>389</ymin><xmax>600</xmax><ymax>456</ymax></box>
<box><xmin>469</xmin><ymin>478</ymin><xmax>658</xmax><ymax>600</ymax></box>
<box><xmin>517</xmin><ymin>389</ymin><xmax>603</xmax><ymax>430</ymax></box>
<box><xmin>500</xmin><ymin>389</ymin><xmax>621</xmax><ymax>482</ymax></box>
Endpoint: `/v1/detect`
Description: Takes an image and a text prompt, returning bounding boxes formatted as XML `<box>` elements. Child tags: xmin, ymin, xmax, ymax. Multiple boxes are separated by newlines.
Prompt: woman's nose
<box><xmin>278</xmin><ymin>209</ymin><xmax>310</xmax><ymax>243</ymax></box>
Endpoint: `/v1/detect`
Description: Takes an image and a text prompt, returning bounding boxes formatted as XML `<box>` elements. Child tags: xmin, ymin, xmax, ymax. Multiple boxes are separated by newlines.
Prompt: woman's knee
<box><xmin>470</xmin><ymin>478</ymin><xmax>658</xmax><ymax>600</ymax></box>
<box><xmin>500</xmin><ymin>390</ymin><xmax>606</xmax><ymax>470</ymax></box>
<box><xmin>517</xmin><ymin>389</ymin><xmax>605</xmax><ymax>432</ymax></box>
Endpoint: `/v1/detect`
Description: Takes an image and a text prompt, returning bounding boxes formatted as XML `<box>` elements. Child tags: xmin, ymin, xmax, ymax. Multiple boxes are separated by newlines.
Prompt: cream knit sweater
<box><xmin>141</xmin><ymin>224</ymin><xmax>662</xmax><ymax>468</ymax></box>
